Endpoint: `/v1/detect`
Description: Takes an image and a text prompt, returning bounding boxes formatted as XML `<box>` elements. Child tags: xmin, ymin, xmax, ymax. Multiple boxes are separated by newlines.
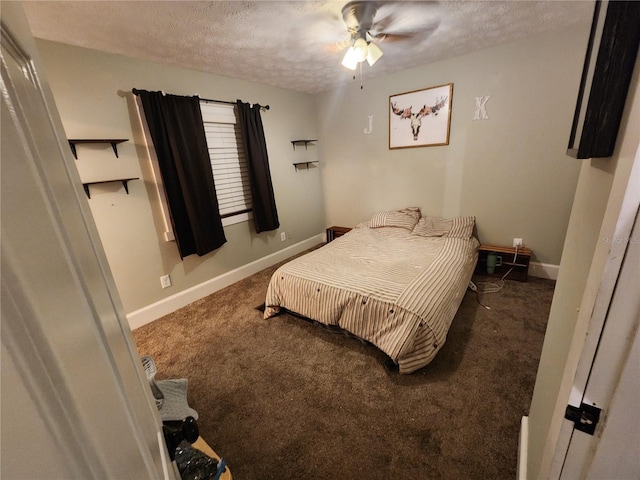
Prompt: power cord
<box><xmin>469</xmin><ymin>245</ymin><xmax>520</xmax><ymax>310</ymax></box>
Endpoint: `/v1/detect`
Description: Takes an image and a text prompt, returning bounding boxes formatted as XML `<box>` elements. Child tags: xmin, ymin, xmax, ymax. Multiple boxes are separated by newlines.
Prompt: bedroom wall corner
<box><xmin>314</xmin><ymin>24</ymin><xmax>591</xmax><ymax>268</ymax></box>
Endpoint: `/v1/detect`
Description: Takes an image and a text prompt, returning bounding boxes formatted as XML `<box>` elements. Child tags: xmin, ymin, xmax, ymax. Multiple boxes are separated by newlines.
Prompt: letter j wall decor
<box><xmin>389</xmin><ymin>83</ymin><xmax>453</xmax><ymax>149</ymax></box>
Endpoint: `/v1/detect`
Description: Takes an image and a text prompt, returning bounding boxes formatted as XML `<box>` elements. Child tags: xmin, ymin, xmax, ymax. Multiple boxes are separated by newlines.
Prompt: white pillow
<box><xmin>412</xmin><ymin>215</ymin><xmax>475</xmax><ymax>238</ymax></box>
<box><xmin>369</xmin><ymin>207</ymin><xmax>421</xmax><ymax>230</ymax></box>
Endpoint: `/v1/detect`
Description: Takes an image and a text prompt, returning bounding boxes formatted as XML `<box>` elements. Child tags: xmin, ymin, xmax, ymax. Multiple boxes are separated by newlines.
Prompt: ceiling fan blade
<box><xmin>319</xmin><ymin>0</ymin><xmax>442</xmax><ymax>61</ymax></box>
<box><xmin>331</xmin><ymin>36</ymin><xmax>353</xmax><ymax>53</ymax></box>
<box><xmin>370</xmin><ymin>2</ymin><xmax>441</xmax><ymax>37</ymax></box>
<box><xmin>289</xmin><ymin>5</ymin><xmax>350</xmax><ymax>57</ymax></box>
<box><xmin>369</xmin><ymin>32</ymin><xmax>416</xmax><ymax>43</ymax></box>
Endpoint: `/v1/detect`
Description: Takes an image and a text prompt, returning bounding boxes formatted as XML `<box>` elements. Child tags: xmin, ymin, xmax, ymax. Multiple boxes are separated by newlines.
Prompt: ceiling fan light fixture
<box><xmin>352</xmin><ymin>37</ymin><xmax>368</xmax><ymax>62</ymax></box>
<box><xmin>366</xmin><ymin>41</ymin><xmax>383</xmax><ymax>66</ymax></box>
<box><xmin>342</xmin><ymin>37</ymin><xmax>383</xmax><ymax>71</ymax></box>
<box><xmin>341</xmin><ymin>46</ymin><xmax>359</xmax><ymax>70</ymax></box>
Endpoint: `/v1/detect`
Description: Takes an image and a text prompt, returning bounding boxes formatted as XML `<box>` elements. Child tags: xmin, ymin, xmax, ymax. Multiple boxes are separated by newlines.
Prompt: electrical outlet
<box><xmin>286</xmin><ymin>231</ymin><xmax>292</xmax><ymax>240</ymax></box>
<box><xmin>513</xmin><ymin>238</ymin><xmax>523</xmax><ymax>247</ymax></box>
<box><xmin>160</xmin><ymin>274</ymin><xmax>171</xmax><ymax>289</ymax></box>
<box><xmin>280</xmin><ymin>232</ymin><xmax>286</xmax><ymax>241</ymax></box>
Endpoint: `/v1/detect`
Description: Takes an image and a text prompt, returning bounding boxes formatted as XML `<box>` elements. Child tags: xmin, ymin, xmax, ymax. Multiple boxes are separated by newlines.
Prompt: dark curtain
<box><xmin>236</xmin><ymin>101</ymin><xmax>280</xmax><ymax>233</ymax></box>
<box><xmin>136</xmin><ymin>90</ymin><xmax>226</xmax><ymax>258</ymax></box>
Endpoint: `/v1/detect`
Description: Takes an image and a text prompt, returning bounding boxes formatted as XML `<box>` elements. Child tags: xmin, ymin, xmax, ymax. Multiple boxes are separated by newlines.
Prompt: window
<box><xmin>200</xmin><ymin>102</ymin><xmax>253</xmax><ymax>227</ymax></box>
<box><xmin>136</xmin><ymin>98</ymin><xmax>253</xmax><ymax>241</ymax></box>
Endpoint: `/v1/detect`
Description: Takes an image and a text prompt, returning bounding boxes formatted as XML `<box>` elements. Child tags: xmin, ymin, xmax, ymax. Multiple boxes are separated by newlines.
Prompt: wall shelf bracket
<box><xmin>68</xmin><ymin>139</ymin><xmax>128</xmax><ymax>159</ymax></box>
<box><xmin>82</xmin><ymin>177</ymin><xmax>139</xmax><ymax>199</ymax></box>
<box><xmin>293</xmin><ymin>161</ymin><xmax>319</xmax><ymax>171</ymax></box>
<box><xmin>291</xmin><ymin>139</ymin><xmax>317</xmax><ymax>150</ymax></box>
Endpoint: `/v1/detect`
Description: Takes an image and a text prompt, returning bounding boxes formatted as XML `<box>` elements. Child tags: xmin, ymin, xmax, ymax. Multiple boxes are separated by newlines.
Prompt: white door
<box><xmin>1</xmin><ymin>4</ymin><xmax>175</xmax><ymax>479</ymax></box>
<box><xmin>559</xmin><ymin>209</ymin><xmax>639</xmax><ymax>479</ymax></box>
<box><xmin>553</xmin><ymin>146</ymin><xmax>640</xmax><ymax>479</ymax></box>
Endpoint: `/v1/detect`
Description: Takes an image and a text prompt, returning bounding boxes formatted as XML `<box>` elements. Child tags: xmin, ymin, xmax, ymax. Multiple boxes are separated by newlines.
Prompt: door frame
<box><xmin>550</xmin><ymin>145</ymin><xmax>640</xmax><ymax>478</ymax></box>
<box><xmin>1</xmin><ymin>4</ymin><xmax>175</xmax><ymax>478</ymax></box>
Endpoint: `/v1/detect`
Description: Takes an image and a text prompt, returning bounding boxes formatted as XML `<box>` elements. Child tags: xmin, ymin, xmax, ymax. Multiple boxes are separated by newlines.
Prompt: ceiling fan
<box><xmin>338</xmin><ymin>1</ymin><xmax>440</xmax><ymax>71</ymax></box>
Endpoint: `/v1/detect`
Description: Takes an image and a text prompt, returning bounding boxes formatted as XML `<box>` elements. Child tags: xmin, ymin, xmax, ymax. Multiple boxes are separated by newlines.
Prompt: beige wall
<box><xmin>316</xmin><ymin>26</ymin><xmax>590</xmax><ymax>266</ymax></box>
<box><xmin>35</xmin><ymin>24</ymin><xmax>590</xmax><ymax>317</ymax></box>
<box><xmin>527</xmin><ymin>59</ymin><xmax>640</xmax><ymax>478</ymax></box>
<box><xmin>35</xmin><ymin>39</ymin><xmax>324</xmax><ymax>314</ymax></box>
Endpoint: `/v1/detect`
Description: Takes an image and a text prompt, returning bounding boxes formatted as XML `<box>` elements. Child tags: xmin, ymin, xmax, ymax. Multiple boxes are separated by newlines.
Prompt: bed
<box><xmin>263</xmin><ymin>208</ymin><xmax>479</xmax><ymax>373</ymax></box>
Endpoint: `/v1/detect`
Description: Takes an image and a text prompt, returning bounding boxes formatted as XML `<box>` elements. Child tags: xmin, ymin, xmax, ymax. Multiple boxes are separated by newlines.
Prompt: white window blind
<box><xmin>200</xmin><ymin>102</ymin><xmax>252</xmax><ymax>221</ymax></box>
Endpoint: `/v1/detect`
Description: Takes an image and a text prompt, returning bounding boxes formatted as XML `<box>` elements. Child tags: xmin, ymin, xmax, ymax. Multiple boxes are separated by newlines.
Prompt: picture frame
<box><xmin>389</xmin><ymin>83</ymin><xmax>453</xmax><ymax>149</ymax></box>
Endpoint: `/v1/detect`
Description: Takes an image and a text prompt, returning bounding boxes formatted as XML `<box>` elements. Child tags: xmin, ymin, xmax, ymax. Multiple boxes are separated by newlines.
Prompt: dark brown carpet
<box><xmin>133</xmin><ymin>248</ymin><xmax>554</xmax><ymax>480</ymax></box>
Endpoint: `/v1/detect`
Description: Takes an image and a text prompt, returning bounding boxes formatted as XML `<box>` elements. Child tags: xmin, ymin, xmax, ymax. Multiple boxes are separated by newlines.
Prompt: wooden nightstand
<box><xmin>475</xmin><ymin>244</ymin><xmax>532</xmax><ymax>282</ymax></box>
<box><xmin>326</xmin><ymin>226</ymin><xmax>352</xmax><ymax>242</ymax></box>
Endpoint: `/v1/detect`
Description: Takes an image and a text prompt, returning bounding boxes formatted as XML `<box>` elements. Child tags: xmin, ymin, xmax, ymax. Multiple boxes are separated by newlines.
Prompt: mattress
<box><xmin>264</xmin><ymin>223</ymin><xmax>479</xmax><ymax>373</ymax></box>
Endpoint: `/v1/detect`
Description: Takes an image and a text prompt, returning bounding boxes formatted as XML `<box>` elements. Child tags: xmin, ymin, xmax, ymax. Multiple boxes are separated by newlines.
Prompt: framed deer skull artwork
<box><xmin>389</xmin><ymin>83</ymin><xmax>453</xmax><ymax>149</ymax></box>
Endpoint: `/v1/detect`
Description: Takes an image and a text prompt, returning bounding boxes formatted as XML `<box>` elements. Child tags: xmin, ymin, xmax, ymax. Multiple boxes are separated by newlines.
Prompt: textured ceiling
<box><xmin>23</xmin><ymin>1</ymin><xmax>594</xmax><ymax>94</ymax></box>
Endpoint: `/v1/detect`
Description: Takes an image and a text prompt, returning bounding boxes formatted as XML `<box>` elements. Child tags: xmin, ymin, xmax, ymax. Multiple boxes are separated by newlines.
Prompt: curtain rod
<box><xmin>131</xmin><ymin>88</ymin><xmax>270</xmax><ymax>111</ymax></box>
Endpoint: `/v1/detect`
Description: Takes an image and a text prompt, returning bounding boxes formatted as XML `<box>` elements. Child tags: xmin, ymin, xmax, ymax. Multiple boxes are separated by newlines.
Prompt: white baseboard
<box><xmin>127</xmin><ymin>234</ymin><xmax>324</xmax><ymax>330</ymax></box>
<box><xmin>518</xmin><ymin>416</ymin><xmax>529</xmax><ymax>480</ymax></box>
<box><xmin>529</xmin><ymin>261</ymin><xmax>559</xmax><ymax>280</ymax></box>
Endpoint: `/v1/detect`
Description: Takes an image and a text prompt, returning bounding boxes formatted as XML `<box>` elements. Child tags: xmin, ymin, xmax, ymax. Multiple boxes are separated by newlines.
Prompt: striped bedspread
<box><xmin>263</xmin><ymin>225</ymin><xmax>479</xmax><ymax>373</ymax></box>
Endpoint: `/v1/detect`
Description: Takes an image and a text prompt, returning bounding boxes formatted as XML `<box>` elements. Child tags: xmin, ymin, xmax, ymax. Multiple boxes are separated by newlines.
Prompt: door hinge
<box><xmin>565</xmin><ymin>402</ymin><xmax>602</xmax><ymax>436</ymax></box>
